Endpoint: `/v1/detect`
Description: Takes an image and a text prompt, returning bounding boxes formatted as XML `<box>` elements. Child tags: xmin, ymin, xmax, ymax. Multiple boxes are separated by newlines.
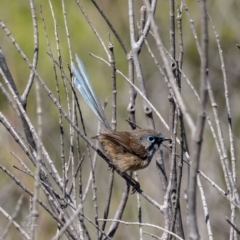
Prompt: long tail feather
<box><xmin>72</xmin><ymin>55</ymin><xmax>110</xmax><ymax>129</ymax></box>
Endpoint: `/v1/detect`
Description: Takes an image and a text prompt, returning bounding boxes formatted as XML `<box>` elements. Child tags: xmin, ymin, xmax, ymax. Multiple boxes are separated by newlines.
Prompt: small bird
<box><xmin>72</xmin><ymin>55</ymin><xmax>169</xmax><ymax>174</ymax></box>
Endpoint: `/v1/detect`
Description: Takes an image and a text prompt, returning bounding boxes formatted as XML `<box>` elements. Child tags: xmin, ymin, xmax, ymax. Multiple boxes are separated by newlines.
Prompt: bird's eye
<box><xmin>147</xmin><ymin>136</ymin><xmax>155</xmax><ymax>142</ymax></box>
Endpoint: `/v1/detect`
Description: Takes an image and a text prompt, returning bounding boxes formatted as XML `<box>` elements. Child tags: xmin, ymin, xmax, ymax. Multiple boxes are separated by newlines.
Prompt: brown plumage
<box><xmin>93</xmin><ymin>129</ymin><xmax>168</xmax><ymax>172</ymax></box>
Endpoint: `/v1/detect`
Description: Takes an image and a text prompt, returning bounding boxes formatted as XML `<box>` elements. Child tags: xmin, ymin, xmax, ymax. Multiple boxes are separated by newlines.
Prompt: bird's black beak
<box><xmin>158</xmin><ymin>134</ymin><xmax>171</xmax><ymax>143</ymax></box>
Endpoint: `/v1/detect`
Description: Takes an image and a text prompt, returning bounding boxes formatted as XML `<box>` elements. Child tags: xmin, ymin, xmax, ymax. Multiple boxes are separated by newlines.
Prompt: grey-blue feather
<box><xmin>72</xmin><ymin>55</ymin><xmax>111</xmax><ymax>129</ymax></box>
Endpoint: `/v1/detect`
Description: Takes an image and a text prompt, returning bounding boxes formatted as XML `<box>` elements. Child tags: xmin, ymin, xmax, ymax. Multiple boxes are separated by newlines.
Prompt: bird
<box><xmin>72</xmin><ymin>55</ymin><xmax>170</xmax><ymax>176</ymax></box>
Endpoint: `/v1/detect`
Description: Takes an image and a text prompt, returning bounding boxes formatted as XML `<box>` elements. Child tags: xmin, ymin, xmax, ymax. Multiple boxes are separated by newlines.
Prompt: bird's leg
<box><xmin>107</xmin><ymin>162</ymin><xmax>116</xmax><ymax>171</ymax></box>
<box><xmin>107</xmin><ymin>166</ymin><xmax>114</xmax><ymax>171</ymax></box>
<box><xmin>131</xmin><ymin>180</ymin><xmax>140</xmax><ymax>194</ymax></box>
<box><xmin>107</xmin><ymin>164</ymin><xmax>141</xmax><ymax>193</ymax></box>
<box><xmin>120</xmin><ymin>171</ymin><xmax>140</xmax><ymax>194</ymax></box>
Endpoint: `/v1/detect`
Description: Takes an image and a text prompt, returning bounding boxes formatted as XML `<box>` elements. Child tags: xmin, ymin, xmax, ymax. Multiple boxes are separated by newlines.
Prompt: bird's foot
<box><xmin>131</xmin><ymin>181</ymin><xmax>140</xmax><ymax>194</ymax></box>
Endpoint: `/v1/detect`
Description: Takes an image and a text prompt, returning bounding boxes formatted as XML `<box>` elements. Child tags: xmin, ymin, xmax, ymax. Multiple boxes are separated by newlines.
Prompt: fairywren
<box><xmin>72</xmin><ymin>55</ymin><xmax>169</xmax><ymax>173</ymax></box>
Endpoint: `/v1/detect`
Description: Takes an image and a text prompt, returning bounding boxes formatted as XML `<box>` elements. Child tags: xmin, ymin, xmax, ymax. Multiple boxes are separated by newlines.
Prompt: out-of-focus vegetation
<box><xmin>0</xmin><ymin>0</ymin><xmax>240</xmax><ymax>239</ymax></box>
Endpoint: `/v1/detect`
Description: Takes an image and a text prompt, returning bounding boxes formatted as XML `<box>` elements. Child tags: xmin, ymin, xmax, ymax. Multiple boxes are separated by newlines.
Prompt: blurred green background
<box><xmin>0</xmin><ymin>0</ymin><xmax>240</xmax><ymax>239</ymax></box>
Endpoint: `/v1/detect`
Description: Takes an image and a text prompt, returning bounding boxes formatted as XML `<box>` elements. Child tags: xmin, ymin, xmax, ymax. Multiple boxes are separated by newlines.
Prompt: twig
<box><xmin>52</xmin><ymin>204</ymin><xmax>111</xmax><ymax>240</ymax></box>
<box><xmin>0</xmin><ymin>48</ymin><xmax>37</xmax><ymax>152</ymax></box>
<box><xmin>128</xmin><ymin>0</ymin><xmax>157</xmax><ymax>129</ymax></box>
<box><xmin>126</xmin><ymin>53</ymin><xmax>137</xmax><ymax>129</ymax></box>
<box><xmin>135</xmin><ymin>172</ymin><xmax>143</xmax><ymax>240</ymax></box>
<box><xmin>143</xmin><ymin>231</ymin><xmax>161</xmax><ymax>239</ymax></box>
<box><xmin>197</xmin><ymin>174</ymin><xmax>213</xmax><ymax>240</ymax></box>
<box><xmin>225</xmin><ymin>216</ymin><xmax>240</xmax><ymax>235</ymax></box>
<box><xmin>1</xmin><ymin>194</ymin><xmax>25</xmax><ymax>240</ymax></box>
<box><xmin>188</xmin><ymin>1</ymin><xmax>209</xmax><ymax>239</ymax></box>
<box><xmin>21</xmin><ymin>0</ymin><xmax>39</xmax><ymax>105</ymax></box>
<box><xmin>31</xmin><ymin>2</ymin><xmax>42</xmax><ymax>235</ymax></box>
<box><xmin>198</xmin><ymin>171</ymin><xmax>239</xmax><ymax>209</ymax></box>
<box><xmin>75</xmin><ymin>0</ymin><xmax>109</xmax><ymax>58</ymax></box>
<box><xmin>90</xmin><ymin>0</ymin><xmax>127</xmax><ymax>54</ymax></box>
<box><xmin>98</xmin><ymin>219</ymin><xmax>183</xmax><ymax>240</ymax></box>
<box><xmin>105</xmin><ymin>182</ymin><xmax>130</xmax><ymax>239</ymax></box>
<box><xmin>0</xmin><ymin>204</ymin><xmax>30</xmax><ymax>240</ymax></box>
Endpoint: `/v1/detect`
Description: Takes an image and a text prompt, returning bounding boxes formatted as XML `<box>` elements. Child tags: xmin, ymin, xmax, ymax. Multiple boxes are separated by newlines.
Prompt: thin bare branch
<box><xmin>98</xmin><ymin>219</ymin><xmax>183</xmax><ymax>240</ymax></box>
<box><xmin>21</xmin><ymin>0</ymin><xmax>39</xmax><ymax>104</ymax></box>
<box><xmin>188</xmin><ymin>1</ymin><xmax>209</xmax><ymax>239</ymax></box>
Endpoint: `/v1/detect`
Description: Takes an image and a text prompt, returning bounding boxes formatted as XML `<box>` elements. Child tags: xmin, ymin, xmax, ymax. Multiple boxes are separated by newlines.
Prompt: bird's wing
<box><xmin>100</xmin><ymin>131</ymin><xmax>148</xmax><ymax>160</ymax></box>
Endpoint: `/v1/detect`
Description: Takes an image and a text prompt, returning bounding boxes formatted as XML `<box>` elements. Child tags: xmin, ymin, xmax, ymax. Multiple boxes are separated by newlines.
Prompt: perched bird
<box><xmin>72</xmin><ymin>55</ymin><xmax>169</xmax><ymax>174</ymax></box>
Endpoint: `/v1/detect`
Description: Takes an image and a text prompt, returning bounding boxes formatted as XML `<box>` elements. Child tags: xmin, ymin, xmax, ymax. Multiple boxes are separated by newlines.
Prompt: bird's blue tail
<box><xmin>72</xmin><ymin>55</ymin><xmax>110</xmax><ymax>129</ymax></box>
